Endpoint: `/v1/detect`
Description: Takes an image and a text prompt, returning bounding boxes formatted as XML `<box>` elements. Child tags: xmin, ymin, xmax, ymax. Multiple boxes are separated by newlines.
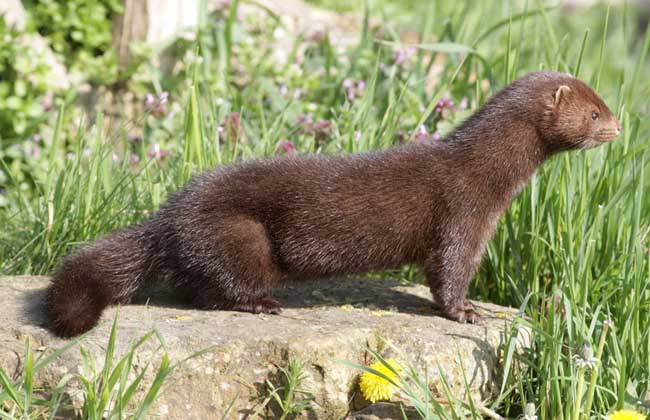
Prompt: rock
<box><xmin>0</xmin><ymin>276</ymin><xmax>528</xmax><ymax>419</ymax></box>
<box><xmin>0</xmin><ymin>0</ymin><xmax>26</xmax><ymax>31</ymax></box>
<box><xmin>345</xmin><ymin>402</ymin><xmax>421</xmax><ymax>420</ymax></box>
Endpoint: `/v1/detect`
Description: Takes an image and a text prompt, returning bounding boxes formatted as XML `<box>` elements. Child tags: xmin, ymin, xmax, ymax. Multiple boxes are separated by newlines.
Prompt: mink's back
<box><xmin>150</xmin><ymin>142</ymin><xmax>457</xmax><ymax>279</ymax></box>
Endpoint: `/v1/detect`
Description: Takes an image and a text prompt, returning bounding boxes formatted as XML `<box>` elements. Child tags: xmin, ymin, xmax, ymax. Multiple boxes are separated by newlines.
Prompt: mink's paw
<box><xmin>230</xmin><ymin>297</ymin><xmax>283</xmax><ymax>315</ymax></box>
<box><xmin>252</xmin><ymin>297</ymin><xmax>283</xmax><ymax>314</ymax></box>
<box><xmin>443</xmin><ymin>306</ymin><xmax>485</xmax><ymax>325</ymax></box>
<box><xmin>462</xmin><ymin>300</ymin><xmax>475</xmax><ymax>311</ymax></box>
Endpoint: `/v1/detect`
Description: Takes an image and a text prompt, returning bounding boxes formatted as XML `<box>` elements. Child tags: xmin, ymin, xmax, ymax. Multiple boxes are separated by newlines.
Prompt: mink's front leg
<box><xmin>424</xmin><ymin>242</ymin><xmax>485</xmax><ymax>325</ymax></box>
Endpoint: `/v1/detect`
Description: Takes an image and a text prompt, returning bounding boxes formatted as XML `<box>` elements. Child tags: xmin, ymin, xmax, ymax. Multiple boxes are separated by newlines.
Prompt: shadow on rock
<box><xmin>24</xmin><ymin>276</ymin><xmax>447</xmax><ymax>329</ymax></box>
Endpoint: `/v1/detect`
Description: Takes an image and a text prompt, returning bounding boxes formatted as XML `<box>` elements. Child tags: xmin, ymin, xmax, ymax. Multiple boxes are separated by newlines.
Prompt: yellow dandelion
<box><xmin>359</xmin><ymin>358</ymin><xmax>401</xmax><ymax>403</ymax></box>
<box><xmin>608</xmin><ymin>409</ymin><xmax>646</xmax><ymax>420</ymax></box>
<box><xmin>495</xmin><ymin>311</ymin><xmax>509</xmax><ymax>319</ymax></box>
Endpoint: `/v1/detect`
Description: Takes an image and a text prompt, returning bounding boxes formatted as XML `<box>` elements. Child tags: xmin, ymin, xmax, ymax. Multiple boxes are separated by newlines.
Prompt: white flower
<box><xmin>519</xmin><ymin>402</ymin><xmax>537</xmax><ymax>420</ymax></box>
<box><xmin>573</xmin><ymin>347</ymin><xmax>599</xmax><ymax>370</ymax></box>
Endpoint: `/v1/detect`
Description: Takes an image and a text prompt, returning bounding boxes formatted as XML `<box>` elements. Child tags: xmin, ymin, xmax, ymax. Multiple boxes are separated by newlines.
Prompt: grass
<box><xmin>342</xmin><ymin>342</ymin><xmax>508</xmax><ymax>419</ymax></box>
<box><xmin>0</xmin><ymin>315</ymin><xmax>205</xmax><ymax>419</ymax></box>
<box><xmin>1</xmin><ymin>0</ymin><xmax>649</xmax><ymax>418</ymax></box>
<box><xmin>0</xmin><ymin>336</ymin><xmax>79</xmax><ymax>419</ymax></box>
<box><xmin>251</xmin><ymin>359</ymin><xmax>316</xmax><ymax>419</ymax></box>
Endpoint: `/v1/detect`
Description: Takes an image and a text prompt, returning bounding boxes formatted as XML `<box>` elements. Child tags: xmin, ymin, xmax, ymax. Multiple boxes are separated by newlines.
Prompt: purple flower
<box><xmin>394</xmin><ymin>47</ymin><xmax>416</xmax><ymax>66</ymax></box>
<box><xmin>23</xmin><ymin>140</ymin><xmax>41</xmax><ymax>159</ymax></box>
<box><xmin>299</xmin><ymin>118</ymin><xmax>333</xmax><ymax>144</ymax></box>
<box><xmin>296</xmin><ymin>113</ymin><xmax>314</xmax><ymax>126</ymax></box>
<box><xmin>343</xmin><ymin>79</ymin><xmax>366</xmax><ymax>101</ymax></box>
<box><xmin>275</xmin><ymin>139</ymin><xmax>297</xmax><ymax>156</ymax></box>
<box><xmin>145</xmin><ymin>91</ymin><xmax>169</xmax><ymax>116</ymax></box>
<box><xmin>147</xmin><ymin>144</ymin><xmax>170</xmax><ymax>161</ymax></box>
<box><xmin>129</xmin><ymin>154</ymin><xmax>141</xmax><ymax>167</ymax></box>
<box><xmin>413</xmin><ymin>125</ymin><xmax>430</xmax><ymax>143</ymax></box>
<box><xmin>296</xmin><ymin>113</ymin><xmax>332</xmax><ymax>142</ymax></box>
<box><xmin>435</xmin><ymin>97</ymin><xmax>454</xmax><ymax>114</ymax></box>
<box><xmin>41</xmin><ymin>92</ymin><xmax>54</xmax><ymax>112</ymax></box>
<box><xmin>413</xmin><ymin>126</ymin><xmax>442</xmax><ymax>143</ymax></box>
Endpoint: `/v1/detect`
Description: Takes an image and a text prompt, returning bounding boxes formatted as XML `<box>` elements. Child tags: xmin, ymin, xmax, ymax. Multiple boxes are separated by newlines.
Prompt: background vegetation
<box><xmin>1</xmin><ymin>0</ymin><xmax>649</xmax><ymax>418</ymax></box>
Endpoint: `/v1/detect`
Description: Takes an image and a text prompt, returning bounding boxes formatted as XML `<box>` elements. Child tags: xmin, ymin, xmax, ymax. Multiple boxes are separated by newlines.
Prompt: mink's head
<box><xmin>534</xmin><ymin>72</ymin><xmax>621</xmax><ymax>151</ymax></box>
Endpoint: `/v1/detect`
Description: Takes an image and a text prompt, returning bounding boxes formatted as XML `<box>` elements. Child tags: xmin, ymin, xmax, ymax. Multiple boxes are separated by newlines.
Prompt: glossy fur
<box><xmin>47</xmin><ymin>71</ymin><xmax>621</xmax><ymax>337</ymax></box>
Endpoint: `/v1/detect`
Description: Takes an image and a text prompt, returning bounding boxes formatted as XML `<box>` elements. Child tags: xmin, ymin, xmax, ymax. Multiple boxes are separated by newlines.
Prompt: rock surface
<box><xmin>0</xmin><ymin>276</ymin><xmax>526</xmax><ymax>419</ymax></box>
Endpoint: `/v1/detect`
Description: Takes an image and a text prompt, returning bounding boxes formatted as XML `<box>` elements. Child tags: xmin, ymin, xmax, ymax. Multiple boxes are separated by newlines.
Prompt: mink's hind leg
<box><xmin>183</xmin><ymin>216</ymin><xmax>284</xmax><ymax>314</ymax></box>
<box><xmin>424</xmin><ymin>246</ymin><xmax>484</xmax><ymax>325</ymax></box>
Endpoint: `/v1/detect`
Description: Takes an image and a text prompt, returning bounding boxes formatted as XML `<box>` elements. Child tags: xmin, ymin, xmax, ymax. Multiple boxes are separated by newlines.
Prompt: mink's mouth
<box><xmin>575</xmin><ymin>129</ymin><xmax>620</xmax><ymax>150</ymax></box>
<box><xmin>593</xmin><ymin>128</ymin><xmax>621</xmax><ymax>143</ymax></box>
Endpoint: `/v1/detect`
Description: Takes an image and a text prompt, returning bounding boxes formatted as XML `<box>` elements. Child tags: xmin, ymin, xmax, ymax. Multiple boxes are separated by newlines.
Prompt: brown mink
<box><xmin>46</xmin><ymin>71</ymin><xmax>621</xmax><ymax>337</ymax></box>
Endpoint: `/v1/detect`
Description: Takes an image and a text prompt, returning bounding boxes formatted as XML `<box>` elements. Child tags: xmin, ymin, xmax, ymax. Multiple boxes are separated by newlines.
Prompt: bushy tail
<box><xmin>47</xmin><ymin>227</ymin><xmax>150</xmax><ymax>337</ymax></box>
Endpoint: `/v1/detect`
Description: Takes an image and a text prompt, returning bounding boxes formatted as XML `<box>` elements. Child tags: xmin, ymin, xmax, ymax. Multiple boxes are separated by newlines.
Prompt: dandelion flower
<box><xmin>359</xmin><ymin>359</ymin><xmax>401</xmax><ymax>403</ymax></box>
<box><xmin>521</xmin><ymin>402</ymin><xmax>537</xmax><ymax>420</ymax></box>
<box><xmin>608</xmin><ymin>409</ymin><xmax>646</xmax><ymax>420</ymax></box>
<box><xmin>573</xmin><ymin>344</ymin><xmax>599</xmax><ymax>370</ymax></box>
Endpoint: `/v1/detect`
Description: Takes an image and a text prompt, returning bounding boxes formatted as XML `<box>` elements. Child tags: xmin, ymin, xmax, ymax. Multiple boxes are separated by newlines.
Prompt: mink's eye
<box><xmin>591</xmin><ymin>112</ymin><xmax>599</xmax><ymax>120</ymax></box>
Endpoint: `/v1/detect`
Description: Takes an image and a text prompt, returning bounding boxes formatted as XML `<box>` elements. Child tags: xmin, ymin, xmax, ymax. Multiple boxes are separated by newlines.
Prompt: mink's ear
<box><xmin>553</xmin><ymin>85</ymin><xmax>571</xmax><ymax>107</ymax></box>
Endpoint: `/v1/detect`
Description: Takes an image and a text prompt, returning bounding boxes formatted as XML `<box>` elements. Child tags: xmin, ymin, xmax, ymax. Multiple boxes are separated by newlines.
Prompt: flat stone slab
<box><xmin>0</xmin><ymin>276</ymin><xmax>526</xmax><ymax>419</ymax></box>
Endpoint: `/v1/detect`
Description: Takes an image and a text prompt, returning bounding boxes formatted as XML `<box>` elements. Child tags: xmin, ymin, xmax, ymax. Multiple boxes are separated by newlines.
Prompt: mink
<box><xmin>46</xmin><ymin>71</ymin><xmax>621</xmax><ymax>337</ymax></box>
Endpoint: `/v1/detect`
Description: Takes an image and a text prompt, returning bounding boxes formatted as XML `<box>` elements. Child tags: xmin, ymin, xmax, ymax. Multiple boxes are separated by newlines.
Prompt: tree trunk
<box><xmin>111</xmin><ymin>0</ymin><xmax>199</xmax><ymax>70</ymax></box>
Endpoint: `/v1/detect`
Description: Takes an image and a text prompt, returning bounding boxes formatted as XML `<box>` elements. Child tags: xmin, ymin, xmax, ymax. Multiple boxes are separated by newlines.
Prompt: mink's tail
<box><xmin>46</xmin><ymin>227</ymin><xmax>152</xmax><ymax>337</ymax></box>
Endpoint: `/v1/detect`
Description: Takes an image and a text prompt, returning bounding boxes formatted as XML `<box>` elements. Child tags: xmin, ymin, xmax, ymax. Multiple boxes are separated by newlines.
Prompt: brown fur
<box><xmin>46</xmin><ymin>71</ymin><xmax>621</xmax><ymax>337</ymax></box>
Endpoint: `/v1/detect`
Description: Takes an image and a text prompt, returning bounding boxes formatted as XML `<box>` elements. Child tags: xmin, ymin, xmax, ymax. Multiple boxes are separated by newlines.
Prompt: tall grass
<box><xmin>1</xmin><ymin>0</ymin><xmax>649</xmax><ymax>418</ymax></box>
